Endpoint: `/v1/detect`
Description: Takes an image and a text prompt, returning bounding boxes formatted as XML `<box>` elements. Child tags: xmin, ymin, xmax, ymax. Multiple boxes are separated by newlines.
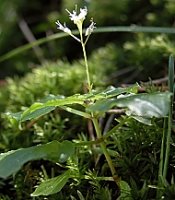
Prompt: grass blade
<box><xmin>163</xmin><ymin>55</ymin><xmax>174</xmax><ymax>178</ymax></box>
<box><xmin>1</xmin><ymin>26</ymin><xmax>175</xmax><ymax>63</ymax></box>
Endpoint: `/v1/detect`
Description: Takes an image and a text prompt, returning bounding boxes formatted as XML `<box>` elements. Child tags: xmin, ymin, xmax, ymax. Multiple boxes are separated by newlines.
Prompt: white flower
<box><xmin>85</xmin><ymin>20</ymin><xmax>96</xmax><ymax>36</ymax></box>
<box><xmin>55</xmin><ymin>20</ymin><xmax>71</xmax><ymax>35</ymax></box>
<box><xmin>55</xmin><ymin>6</ymin><xmax>94</xmax><ymax>43</ymax></box>
<box><xmin>66</xmin><ymin>7</ymin><xmax>87</xmax><ymax>26</ymax></box>
<box><xmin>55</xmin><ymin>20</ymin><xmax>81</xmax><ymax>42</ymax></box>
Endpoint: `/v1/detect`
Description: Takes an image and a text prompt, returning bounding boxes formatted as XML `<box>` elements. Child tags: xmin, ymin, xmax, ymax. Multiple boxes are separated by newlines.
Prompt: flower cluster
<box><xmin>66</xmin><ymin>7</ymin><xmax>87</xmax><ymax>26</ymax></box>
<box><xmin>55</xmin><ymin>7</ymin><xmax>96</xmax><ymax>43</ymax></box>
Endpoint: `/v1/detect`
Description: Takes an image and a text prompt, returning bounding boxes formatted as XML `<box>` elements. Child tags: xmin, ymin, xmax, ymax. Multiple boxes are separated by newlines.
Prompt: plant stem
<box><xmin>159</xmin><ymin>119</ymin><xmax>166</xmax><ymax>179</ymax></box>
<box><xmin>156</xmin><ymin>119</ymin><xmax>167</xmax><ymax>199</ymax></box>
<box><xmin>84</xmin><ymin>175</ymin><xmax>114</xmax><ymax>181</ymax></box>
<box><xmin>92</xmin><ymin>118</ymin><xmax>120</xmax><ymax>186</ymax></box>
<box><xmin>163</xmin><ymin>101</ymin><xmax>172</xmax><ymax>178</ymax></box>
<box><xmin>75</xmin><ymin>138</ymin><xmax>104</xmax><ymax>147</ymax></box>
<box><xmin>79</xmin><ymin>24</ymin><xmax>119</xmax><ymax>186</ymax></box>
<box><xmin>163</xmin><ymin>55</ymin><xmax>174</xmax><ymax>178</ymax></box>
<box><xmin>60</xmin><ymin>106</ymin><xmax>91</xmax><ymax>119</ymax></box>
<box><xmin>80</xmin><ymin>30</ymin><xmax>119</xmax><ymax>185</ymax></box>
<box><xmin>157</xmin><ymin>55</ymin><xmax>174</xmax><ymax>199</ymax></box>
<box><xmin>80</xmin><ymin>32</ymin><xmax>92</xmax><ymax>93</ymax></box>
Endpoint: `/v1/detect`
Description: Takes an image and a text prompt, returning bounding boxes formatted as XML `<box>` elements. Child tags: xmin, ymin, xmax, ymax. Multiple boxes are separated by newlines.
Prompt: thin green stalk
<box><xmin>60</xmin><ymin>106</ymin><xmax>91</xmax><ymax>119</ymax></box>
<box><xmin>156</xmin><ymin>55</ymin><xmax>174</xmax><ymax>199</ymax></box>
<box><xmin>92</xmin><ymin>118</ymin><xmax>120</xmax><ymax>185</ymax></box>
<box><xmin>83</xmin><ymin>175</ymin><xmax>114</xmax><ymax>181</ymax></box>
<box><xmin>82</xmin><ymin>43</ymin><xmax>91</xmax><ymax>93</ymax></box>
<box><xmin>79</xmin><ymin>32</ymin><xmax>92</xmax><ymax>93</ymax></box>
<box><xmin>80</xmin><ymin>27</ymin><xmax>119</xmax><ymax>185</ymax></box>
<box><xmin>156</xmin><ymin>119</ymin><xmax>167</xmax><ymax>199</ymax></box>
<box><xmin>163</xmin><ymin>102</ymin><xmax>172</xmax><ymax>178</ymax></box>
<box><xmin>75</xmin><ymin>138</ymin><xmax>104</xmax><ymax>147</ymax></box>
<box><xmin>163</xmin><ymin>55</ymin><xmax>174</xmax><ymax>178</ymax></box>
<box><xmin>158</xmin><ymin>119</ymin><xmax>166</xmax><ymax>179</ymax></box>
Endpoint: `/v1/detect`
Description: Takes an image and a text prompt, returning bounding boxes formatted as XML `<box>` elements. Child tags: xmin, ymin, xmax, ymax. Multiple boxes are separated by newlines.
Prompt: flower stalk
<box><xmin>55</xmin><ymin>7</ymin><xmax>95</xmax><ymax>93</ymax></box>
<box><xmin>55</xmin><ymin>6</ymin><xmax>119</xmax><ymax>186</ymax></box>
<box><xmin>81</xmin><ymin>40</ymin><xmax>92</xmax><ymax>93</ymax></box>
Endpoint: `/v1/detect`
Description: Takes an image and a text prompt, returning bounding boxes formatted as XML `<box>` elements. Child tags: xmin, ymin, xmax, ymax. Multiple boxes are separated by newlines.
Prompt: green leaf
<box><xmin>0</xmin><ymin>140</ymin><xmax>75</xmax><ymax>179</ymax></box>
<box><xmin>87</xmin><ymin>92</ymin><xmax>171</xmax><ymax>120</ymax></box>
<box><xmin>31</xmin><ymin>170</ymin><xmax>71</xmax><ymax>196</ymax></box>
<box><xmin>7</xmin><ymin>85</ymin><xmax>138</xmax><ymax>122</ymax></box>
<box><xmin>118</xmin><ymin>180</ymin><xmax>133</xmax><ymax>200</ymax></box>
<box><xmin>86</xmin><ymin>98</ymin><xmax>114</xmax><ymax>113</ymax></box>
<box><xmin>77</xmin><ymin>190</ymin><xmax>86</xmax><ymax>200</ymax></box>
<box><xmin>116</xmin><ymin>92</ymin><xmax>171</xmax><ymax>118</ymax></box>
<box><xmin>129</xmin><ymin>115</ymin><xmax>152</xmax><ymax>125</ymax></box>
<box><xmin>22</xmin><ymin>104</ymin><xmax>55</xmax><ymax>122</ymax></box>
<box><xmin>20</xmin><ymin>95</ymin><xmax>85</xmax><ymax>122</ymax></box>
<box><xmin>58</xmin><ymin>141</ymin><xmax>75</xmax><ymax>163</ymax></box>
<box><xmin>5</xmin><ymin>111</ymin><xmax>22</xmax><ymax>121</ymax></box>
<box><xmin>4</xmin><ymin>111</ymin><xmax>23</xmax><ymax>126</ymax></box>
<box><xmin>85</xmin><ymin>84</ymin><xmax>138</xmax><ymax>101</ymax></box>
<box><xmin>100</xmin><ymin>84</ymin><xmax>138</xmax><ymax>98</ymax></box>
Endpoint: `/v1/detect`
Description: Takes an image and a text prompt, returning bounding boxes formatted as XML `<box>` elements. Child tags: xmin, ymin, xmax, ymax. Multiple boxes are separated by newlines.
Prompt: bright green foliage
<box><xmin>31</xmin><ymin>170</ymin><xmax>71</xmax><ymax>196</ymax></box>
<box><xmin>1</xmin><ymin>44</ymin><xmax>116</xmax><ymax>112</ymax></box>
<box><xmin>87</xmin><ymin>92</ymin><xmax>171</xmax><ymax>125</ymax></box>
<box><xmin>0</xmin><ymin>59</ymin><xmax>173</xmax><ymax>199</ymax></box>
<box><xmin>6</xmin><ymin>85</ymin><xmax>138</xmax><ymax>122</ymax></box>
<box><xmin>2</xmin><ymin>83</ymin><xmax>172</xmax><ymax>198</ymax></box>
<box><xmin>119</xmin><ymin>180</ymin><xmax>133</xmax><ymax>200</ymax></box>
<box><xmin>123</xmin><ymin>35</ymin><xmax>175</xmax><ymax>79</ymax></box>
<box><xmin>112</xmin><ymin>92</ymin><xmax>171</xmax><ymax>119</ymax></box>
<box><xmin>0</xmin><ymin>44</ymin><xmax>117</xmax><ymax>154</ymax></box>
<box><xmin>109</xmin><ymin>117</ymin><xmax>164</xmax><ymax>199</ymax></box>
<box><xmin>0</xmin><ymin>140</ymin><xmax>74</xmax><ymax>178</ymax></box>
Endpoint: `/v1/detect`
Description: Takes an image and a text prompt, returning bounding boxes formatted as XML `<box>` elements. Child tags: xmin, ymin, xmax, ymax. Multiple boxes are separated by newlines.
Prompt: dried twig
<box><xmin>18</xmin><ymin>18</ymin><xmax>44</xmax><ymax>63</ymax></box>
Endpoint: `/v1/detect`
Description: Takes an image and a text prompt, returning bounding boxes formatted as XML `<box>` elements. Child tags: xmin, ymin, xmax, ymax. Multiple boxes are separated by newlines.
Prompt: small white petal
<box><xmin>66</xmin><ymin>7</ymin><xmax>87</xmax><ymax>25</ymax></box>
<box><xmin>55</xmin><ymin>20</ymin><xmax>71</xmax><ymax>34</ymax></box>
<box><xmin>64</xmin><ymin>27</ymin><xmax>72</xmax><ymax>34</ymax></box>
<box><xmin>79</xmin><ymin>8</ymin><xmax>87</xmax><ymax>20</ymax></box>
<box><xmin>55</xmin><ymin>20</ymin><xmax>64</xmax><ymax>31</ymax></box>
<box><xmin>85</xmin><ymin>21</ymin><xmax>96</xmax><ymax>36</ymax></box>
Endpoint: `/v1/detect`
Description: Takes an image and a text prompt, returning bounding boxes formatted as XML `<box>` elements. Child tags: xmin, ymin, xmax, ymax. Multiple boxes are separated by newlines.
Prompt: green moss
<box><xmin>0</xmin><ymin>44</ymin><xmax>117</xmax><ymax>151</ymax></box>
<box><xmin>122</xmin><ymin>34</ymin><xmax>175</xmax><ymax>80</ymax></box>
